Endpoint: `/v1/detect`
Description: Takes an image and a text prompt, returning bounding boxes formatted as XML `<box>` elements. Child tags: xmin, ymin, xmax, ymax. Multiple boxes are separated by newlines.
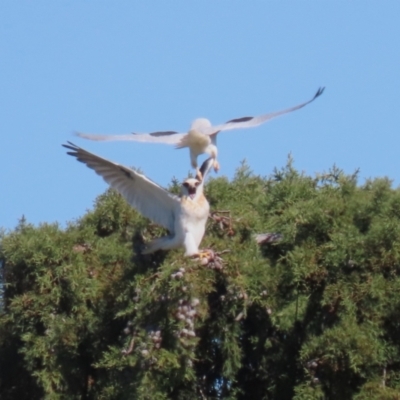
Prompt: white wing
<box><xmin>202</xmin><ymin>87</ymin><xmax>325</xmax><ymax>136</ymax></box>
<box><xmin>75</xmin><ymin>131</ymin><xmax>186</xmax><ymax>145</ymax></box>
<box><xmin>63</xmin><ymin>142</ymin><xmax>180</xmax><ymax>232</ymax></box>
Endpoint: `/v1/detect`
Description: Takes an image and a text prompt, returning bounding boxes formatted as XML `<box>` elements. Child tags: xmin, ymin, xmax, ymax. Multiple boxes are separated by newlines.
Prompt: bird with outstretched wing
<box><xmin>63</xmin><ymin>142</ymin><xmax>214</xmax><ymax>257</ymax></box>
<box><xmin>76</xmin><ymin>87</ymin><xmax>324</xmax><ymax>179</ymax></box>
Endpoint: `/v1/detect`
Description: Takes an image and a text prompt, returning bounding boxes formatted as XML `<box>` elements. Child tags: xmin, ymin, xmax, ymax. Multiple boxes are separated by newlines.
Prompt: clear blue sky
<box><xmin>1</xmin><ymin>2</ymin><xmax>399</xmax><ymax>231</ymax></box>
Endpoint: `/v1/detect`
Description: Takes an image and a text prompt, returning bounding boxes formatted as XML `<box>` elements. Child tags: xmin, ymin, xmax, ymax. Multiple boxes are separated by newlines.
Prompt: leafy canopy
<box><xmin>2</xmin><ymin>159</ymin><xmax>400</xmax><ymax>399</ymax></box>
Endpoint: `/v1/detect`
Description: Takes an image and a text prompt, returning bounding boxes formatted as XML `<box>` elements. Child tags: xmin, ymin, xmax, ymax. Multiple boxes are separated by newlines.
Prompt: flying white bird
<box><xmin>63</xmin><ymin>142</ymin><xmax>213</xmax><ymax>257</ymax></box>
<box><xmin>76</xmin><ymin>87</ymin><xmax>324</xmax><ymax>179</ymax></box>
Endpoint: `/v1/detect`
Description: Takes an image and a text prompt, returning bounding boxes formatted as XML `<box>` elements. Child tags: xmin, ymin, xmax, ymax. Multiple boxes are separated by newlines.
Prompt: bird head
<box><xmin>181</xmin><ymin>178</ymin><xmax>202</xmax><ymax>200</ymax></box>
<box><xmin>190</xmin><ymin>118</ymin><xmax>212</xmax><ymax>132</ymax></box>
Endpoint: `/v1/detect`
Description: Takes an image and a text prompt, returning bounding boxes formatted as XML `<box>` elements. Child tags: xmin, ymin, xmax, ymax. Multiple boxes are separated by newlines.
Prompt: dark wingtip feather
<box><xmin>149</xmin><ymin>131</ymin><xmax>179</xmax><ymax>137</ymax></box>
<box><xmin>62</xmin><ymin>142</ymin><xmax>83</xmax><ymax>159</ymax></box>
<box><xmin>314</xmin><ymin>87</ymin><xmax>325</xmax><ymax>99</ymax></box>
<box><xmin>62</xmin><ymin>141</ymin><xmax>79</xmax><ymax>150</ymax></box>
<box><xmin>226</xmin><ymin>116</ymin><xmax>253</xmax><ymax>124</ymax></box>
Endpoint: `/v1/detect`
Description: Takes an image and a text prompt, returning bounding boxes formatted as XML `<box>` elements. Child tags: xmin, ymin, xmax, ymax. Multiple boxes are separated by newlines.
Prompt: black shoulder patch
<box><xmin>150</xmin><ymin>131</ymin><xmax>178</xmax><ymax>137</ymax></box>
<box><xmin>120</xmin><ymin>167</ymin><xmax>134</xmax><ymax>180</ymax></box>
<box><xmin>226</xmin><ymin>116</ymin><xmax>253</xmax><ymax>123</ymax></box>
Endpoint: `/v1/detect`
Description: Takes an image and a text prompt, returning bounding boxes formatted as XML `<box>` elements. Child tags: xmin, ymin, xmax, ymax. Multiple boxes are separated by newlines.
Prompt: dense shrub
<box><xmin>2</xmin><ymin>160</ymin><xmax>400</xmax><ymax>399</ymax></box>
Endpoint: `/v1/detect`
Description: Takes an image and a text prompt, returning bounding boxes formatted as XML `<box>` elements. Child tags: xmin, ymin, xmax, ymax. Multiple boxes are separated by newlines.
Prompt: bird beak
<box><xmin>188</xmin><ymin>187</ymin><xmax>196</xmax><ymax>199</ymax></box>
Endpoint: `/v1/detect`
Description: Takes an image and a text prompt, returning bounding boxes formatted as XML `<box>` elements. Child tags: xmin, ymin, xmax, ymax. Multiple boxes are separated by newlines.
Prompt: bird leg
<box><xmin>194</xmin><ymin>248</ymin><xmax>215</xmax><ymax>260</ymax></box>
<box><xmin>193</xmin><ymin>248</ymin><xmax>229</xmax><ymax>270</ymax></box>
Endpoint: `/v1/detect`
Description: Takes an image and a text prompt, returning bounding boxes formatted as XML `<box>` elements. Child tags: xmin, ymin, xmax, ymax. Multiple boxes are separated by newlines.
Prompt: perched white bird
<box><xmin>63</xmin><ymin>142</ymin><xmax>213</xmax><ymax>256</ymax></box>
<box><xmin>76</xmin><ymin>87</ymin><xmax>324</xmax><ymax>179</ymax></box>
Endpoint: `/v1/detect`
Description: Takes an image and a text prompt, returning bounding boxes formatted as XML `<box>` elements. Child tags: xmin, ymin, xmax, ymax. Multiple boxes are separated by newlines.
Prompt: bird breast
<box><xmin>186</xmin><ymin>129</ymin><xmax>211</xmax><ymax>153</ymax></box>
<box><xmin>180</xmin><ymin>194</ymin><xmax>210</xmax><ymax>221</ymax></box>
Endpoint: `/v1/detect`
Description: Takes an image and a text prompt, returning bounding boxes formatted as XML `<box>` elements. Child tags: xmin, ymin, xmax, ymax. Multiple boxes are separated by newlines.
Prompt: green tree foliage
<box><xmin>2</xmin><ymin>160</ymin><xmax>400</xmax><ymax>399</ymax></box>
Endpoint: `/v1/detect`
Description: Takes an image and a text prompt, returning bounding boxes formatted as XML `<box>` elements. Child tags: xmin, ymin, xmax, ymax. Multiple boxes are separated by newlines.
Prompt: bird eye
<box><xmin>195</xmin><ymin>181</ymin><xmax>200</xmax><ymax>187</ymax></box>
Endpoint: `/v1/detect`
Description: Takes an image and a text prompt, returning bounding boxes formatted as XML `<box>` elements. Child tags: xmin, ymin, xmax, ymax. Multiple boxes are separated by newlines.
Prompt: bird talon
<box><xmin>191</xmin><ymin>249</ymin><xmax>215</xmax><ymax>265</ymax></box>
<box><xmin>195</xmin><ymin>249</ymin><xmax>215</xmax><ymax>260</ymax></box>
<box><xmin>194</xmin><ymin>249</ymin><xmax>228</xmax><ymax>270</ymax></box>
